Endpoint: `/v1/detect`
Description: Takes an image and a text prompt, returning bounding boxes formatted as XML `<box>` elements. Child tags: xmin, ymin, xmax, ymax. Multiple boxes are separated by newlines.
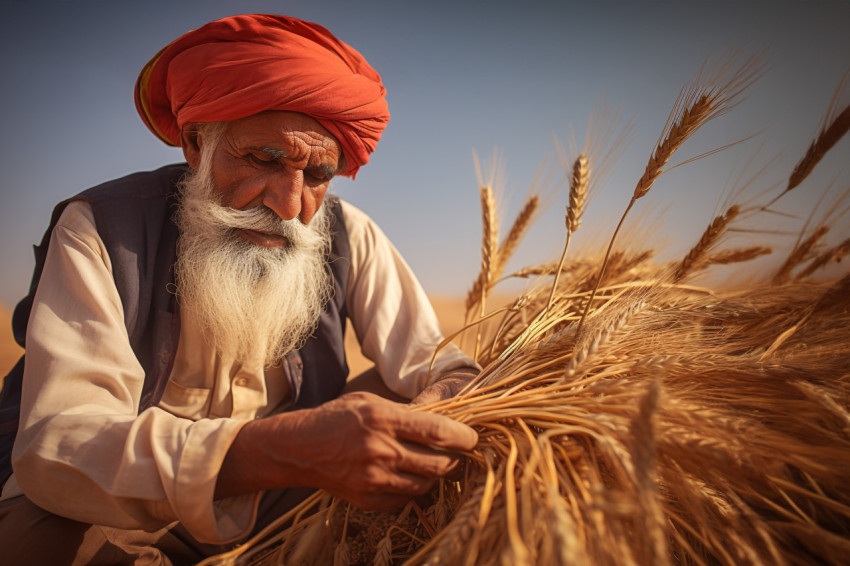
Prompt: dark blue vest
<box><xmin>0</xmin><ymin>164</ymin><xmax>351</xmax><ymax>487</ymax></box>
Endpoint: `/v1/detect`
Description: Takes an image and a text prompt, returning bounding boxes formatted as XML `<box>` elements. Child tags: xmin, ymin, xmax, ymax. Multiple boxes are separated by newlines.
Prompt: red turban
<box><xmin>135</xmin><ymin>14</ymin><xmax>389</xmax><ymax>177</ymax></box>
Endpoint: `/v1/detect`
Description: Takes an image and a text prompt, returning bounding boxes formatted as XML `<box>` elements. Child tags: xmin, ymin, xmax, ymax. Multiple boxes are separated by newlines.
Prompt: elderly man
<box><xmin>0</xmin><ymin>14</ymin><xmax>477</xmax><ymax>564</ymax></box>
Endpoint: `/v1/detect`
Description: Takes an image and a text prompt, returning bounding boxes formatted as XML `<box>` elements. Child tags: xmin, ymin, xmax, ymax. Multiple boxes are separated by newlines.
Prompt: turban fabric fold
<box><xmin>135</xmin><ymin>14</ymin><xmax>389</xmax><ymax>177</ymax></box>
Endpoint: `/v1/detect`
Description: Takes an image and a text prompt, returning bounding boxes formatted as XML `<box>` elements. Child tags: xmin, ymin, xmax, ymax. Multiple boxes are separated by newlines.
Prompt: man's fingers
<box><xmin>391</xmin><ymin>410</ymin><xmax>478</xmax><ymax>452</ymax></box>
<box><xmin>395</xmin><ymin>440</ymin><xmax>464</xmax><ymax>477</ymax></box>
<box><xmin>382</xmin><ymin>469</ymin><xmax>437</xmax><ymax>495</ymax></box>
<box><xmin>410</xmin><ymin>372</ymin><xmax>476</xmax><ymax>406</ymax></box>
<box><xmin>300</xmin><ymin>394</ymin><xmax>476</xmax><ymax>509</ymax></box>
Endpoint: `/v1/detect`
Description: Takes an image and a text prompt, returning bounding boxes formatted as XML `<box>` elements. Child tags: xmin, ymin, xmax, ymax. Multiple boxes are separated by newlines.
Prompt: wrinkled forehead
<box><xmin>228</xmin><ymin>111</ymin><xmax>340</xmax><ymax>149</ymax></box>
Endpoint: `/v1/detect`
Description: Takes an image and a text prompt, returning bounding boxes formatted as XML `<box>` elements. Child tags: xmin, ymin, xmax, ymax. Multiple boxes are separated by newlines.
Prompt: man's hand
<box><xmin>217</xmin><ymin>392</ymin><xmax>477</xmax><ymax>509</ymax></box>
<box><xmin>410</xmin><ymin>368</ymin><xmax>478</xmax><ymax>406</ymax></box>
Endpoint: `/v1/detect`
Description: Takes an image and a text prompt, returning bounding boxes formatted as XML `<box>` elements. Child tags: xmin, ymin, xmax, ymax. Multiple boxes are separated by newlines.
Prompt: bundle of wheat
<box><xmin>199</xmin><ymin>57</ymin><xmax>850</xmax><ymax>566</ymax></box>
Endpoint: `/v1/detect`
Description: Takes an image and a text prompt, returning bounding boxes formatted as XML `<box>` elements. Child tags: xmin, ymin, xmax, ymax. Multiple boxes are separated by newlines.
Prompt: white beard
<box><xmin>174</xmin><ymin>148</ymin><xmax>333</xmax><ymax>365</ymax></box>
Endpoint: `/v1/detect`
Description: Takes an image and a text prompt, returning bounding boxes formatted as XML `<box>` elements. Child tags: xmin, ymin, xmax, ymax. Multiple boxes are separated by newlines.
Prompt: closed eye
<box><xmin>305</xmin><ymin>171</ymin><xmax>327</xmax><ymax>184</ymax></box>
<box><xmin>247</xmin><ymin>147</ymin><xmax>288</xmax><ymax>167</ymax></box>
<box><xmin>248</xmin><ymin>153</ymin><xmax>275</xmax><ymax>166</ymax></box>
<box><xmin>305</xmin><ymin>164</ymin><xmax>336</xmax><ymax>184</ymax></box>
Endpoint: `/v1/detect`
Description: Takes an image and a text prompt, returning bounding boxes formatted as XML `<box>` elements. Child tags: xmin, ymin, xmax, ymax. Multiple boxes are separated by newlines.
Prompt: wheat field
<box><xmin>196</xmin><ymin>55</ymin><xmax>850</xmax><ymax>566</ymax></box>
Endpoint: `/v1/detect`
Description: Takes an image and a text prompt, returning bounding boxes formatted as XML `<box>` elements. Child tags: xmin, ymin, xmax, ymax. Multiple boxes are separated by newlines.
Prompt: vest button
<box><xmin>235</xmin><ymin>376</ymin><xmax>248</xmax><ymax>387</ymax></box>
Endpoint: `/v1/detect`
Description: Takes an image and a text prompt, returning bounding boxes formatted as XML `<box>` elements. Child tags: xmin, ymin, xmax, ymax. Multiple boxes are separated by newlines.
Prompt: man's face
<box><xmin>174</xmin><ymin>111</ymin><xmax>340</xmax><ymax>363</ymax></box>
<box><xmin>186</xmin><ymin>110</ymin><xmax>342</xmax><ymax>246</ymax></box>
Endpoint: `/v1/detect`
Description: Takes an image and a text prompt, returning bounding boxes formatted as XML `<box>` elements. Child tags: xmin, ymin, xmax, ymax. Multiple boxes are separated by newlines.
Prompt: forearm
<box><xmin>214</xmin><ymin>392</ymin><xmax>478</xmax><ymax>510</ymax></box>
<box><xmin>215</xmin><ymin>411</ymin><xmax>308</xmax><ymax>499</ymax></box>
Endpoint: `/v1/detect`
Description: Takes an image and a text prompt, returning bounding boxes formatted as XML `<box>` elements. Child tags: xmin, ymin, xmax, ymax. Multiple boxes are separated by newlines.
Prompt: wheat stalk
<box><xmin>629</xmin><ymin>380</ymin><xmax>668</xmax><ymax>566</ymax></box>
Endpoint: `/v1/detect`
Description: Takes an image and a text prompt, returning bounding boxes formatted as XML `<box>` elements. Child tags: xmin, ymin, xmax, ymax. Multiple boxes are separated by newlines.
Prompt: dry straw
<box><xmin>200</xmin><ymin>55</ymin><xmax>850</xmax><ymax>566</ymax></box>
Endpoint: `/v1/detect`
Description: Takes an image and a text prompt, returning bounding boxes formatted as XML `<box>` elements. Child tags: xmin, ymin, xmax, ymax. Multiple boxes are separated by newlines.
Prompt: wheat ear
<box><xmin>471</xmin><ymin>185</ymin><xmax>499</xmax><ymax>360</ymax></box>
<box><xmin>787</xmin><ymin>104</ymin><xmax>850</xmax><ymax>191</ymax></box>
<box><xmin>567</xmin><ymin>153</ymin><xmax>591</xmax><ymax>233</ymax></box>
<box><xmin>509</xmin><ymin>260</ymin><xmax>572</xmax><ymax>279</ymax></box>
<box><xmin>466</xmin><ymin>194</ymin><xmax>540</xmax><ymax>317</ymax></box>
<box><xmin>480</xmin><ymin>184</ymin><xmax>498</xmax><ymax>290</ymax></box>
<box><xmin>564</xmin><ymin>299</ymin><xmax>644</xmax><ymax>382</ymax></box>
<box><xmin>414</xmin><ymin>481</ymin><xmax>487</xmax><ymax>566</ymax></box>
<box><xmin>674</xmin><ymin>205</ymin><xmax>741</xmax><ymax>282</ymax></box>
<box><xmin>705</xmin><ymin>246</ymin><xmax>772</xmax><ymax>266</ymax></box>
<box><xmin>634</xmin><ymin>94</ymin><xmax>714</xmax><ymax>200</ymax></box>
<box><xmin>795</xmin><ymin>238</ymin><xmax>850</xmax><ymax>280</ymax></box>
<box><xmin>772</xmin><ymin>225</ymin><xmax>830</xmax><ymax>284</ymax></box>
<box><xmin>465</xmin><ymin>185</ymin><xmax>499</xmax><ymax>311</ymax></box>
<box><xmin>373</xmin><ymin>532</ymin><xmax>393</xmax><ymax>566</ymax></box>
<box><xmin>334</xmin><ymin>504</ymin><xmax>352</xmax><ymax>566</ymax></box>
<box><xmin>785</xmin><ymin>71</ymin><xmax>850</xmax><ymax>198</ymax></box>
<box><xmin>465</xmin><ymin>149</ymin><xmax>502</xmax><ymax>320</ymax></box>
<box><xmin>547</xmin><ymin>154</ymin><xmax>590</xmax><ymax>311</ymax></box>
<box><xmin>493</xmin><ymin>195</ymin><xmax>540</xmax><ymax>278</ymax></box>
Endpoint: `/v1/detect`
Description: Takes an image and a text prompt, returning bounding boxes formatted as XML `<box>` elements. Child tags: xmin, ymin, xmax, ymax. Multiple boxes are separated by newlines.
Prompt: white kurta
<box><xmin>4</xmin><ymin>198</ymin><xmax>472</xmax><ymax>544</ymax></box>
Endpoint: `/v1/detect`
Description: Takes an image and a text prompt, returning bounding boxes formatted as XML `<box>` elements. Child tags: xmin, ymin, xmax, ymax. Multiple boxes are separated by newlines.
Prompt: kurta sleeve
<box><xmin>11</xmin><ymin>201</ymin><xmax>257</xmax><ymax>544</ymax></box>
<box><xmin>341</xmin><ymin>201</ymin><xmax>477</xmax><ymax>399</ymax></box>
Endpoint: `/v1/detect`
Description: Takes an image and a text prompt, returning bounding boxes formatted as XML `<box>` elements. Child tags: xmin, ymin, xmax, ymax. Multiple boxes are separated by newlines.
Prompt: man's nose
<box><xmin>261</xmin><ymin>171</ymin><xmax>303</xmax><ymax>222</ymax></box>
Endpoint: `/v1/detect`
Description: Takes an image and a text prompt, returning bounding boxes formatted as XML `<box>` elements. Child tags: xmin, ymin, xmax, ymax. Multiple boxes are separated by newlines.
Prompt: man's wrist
<box><xmin>215</xmin><ymin>412</ymin><xmax>304</xmax><ymax>499</ymax></box>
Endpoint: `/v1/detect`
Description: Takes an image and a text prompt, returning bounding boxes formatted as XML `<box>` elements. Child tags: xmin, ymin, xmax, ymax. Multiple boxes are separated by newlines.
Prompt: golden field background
<box><xmin>0</xmin><ymin>297</ymin><xmax>477</xmax><ymax>384</ymax></box>
<box><xmin>0</xmin><ymin>305</ymin><xmax>22</xmax><ymax>379</ymax></box>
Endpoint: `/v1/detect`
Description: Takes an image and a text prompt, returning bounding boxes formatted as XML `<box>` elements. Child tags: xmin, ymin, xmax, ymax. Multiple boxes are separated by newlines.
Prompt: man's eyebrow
<box><xmin>259</xmin><ymin>146</ymin><xmax>337</xmax><ymax>179</ymax></box>
<box><xmin>261</xmin><ymin>147</ymin><xmax>288</xmax><ymax>160</ymax></box>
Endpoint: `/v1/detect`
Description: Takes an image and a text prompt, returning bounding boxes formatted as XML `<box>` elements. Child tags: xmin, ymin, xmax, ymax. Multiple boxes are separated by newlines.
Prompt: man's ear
<box><xmin>180</xmin><ymin>125</ymin><xmax>202</xmax><ymax>169</ymax></box>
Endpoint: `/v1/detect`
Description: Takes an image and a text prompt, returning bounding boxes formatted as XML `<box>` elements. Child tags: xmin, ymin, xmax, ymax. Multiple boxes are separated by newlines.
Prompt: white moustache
<box><xmin>203</xmin><ymin>203</ymin><xmax>314</xmax><ymax>248</ymax></box>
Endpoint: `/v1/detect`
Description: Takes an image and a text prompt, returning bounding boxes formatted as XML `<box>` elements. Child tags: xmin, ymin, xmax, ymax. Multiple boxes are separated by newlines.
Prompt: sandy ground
<box><xmin>0</xmin><ymin>297</ymin><xmax>476</xmax><ymax>385</ymax></box>
<box><xmin>0</xmin><ymin>305</ymin><xmax>23</xmax><ymax>379</ymax></box>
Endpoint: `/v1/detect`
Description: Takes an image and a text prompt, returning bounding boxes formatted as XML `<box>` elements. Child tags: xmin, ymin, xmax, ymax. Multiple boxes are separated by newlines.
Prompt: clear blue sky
<box><xmin>1</xmin><ymin>0</ymin><xmax>849</xmax><ymax>307</ymax></box>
